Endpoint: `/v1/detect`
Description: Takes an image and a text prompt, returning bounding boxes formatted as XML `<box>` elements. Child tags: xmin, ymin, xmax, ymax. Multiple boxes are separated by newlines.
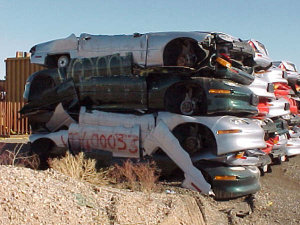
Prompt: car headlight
<box><xmin>214</xmin><ymin>175</ymin><xmax>237</xmax><ymax>181</ymax></box>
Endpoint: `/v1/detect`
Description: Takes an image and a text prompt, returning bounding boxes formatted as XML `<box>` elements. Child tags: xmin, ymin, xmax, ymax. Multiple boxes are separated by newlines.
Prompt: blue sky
<box><xmin>0</xmin><ymin>0</ymin><xmax>299</xmax><ymax>79</ymax></box>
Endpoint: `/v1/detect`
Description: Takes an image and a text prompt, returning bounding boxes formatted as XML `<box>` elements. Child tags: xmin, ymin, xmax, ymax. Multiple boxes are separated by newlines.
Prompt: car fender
<box><xmin>29</xmin><ymin>130</ymin><xmax>69</xmax><ymax>148</ymax></box>
<box><xmin>156</xmin><ymin>112</ymin><xmax>266</xmax><ymax>155</ymax></box>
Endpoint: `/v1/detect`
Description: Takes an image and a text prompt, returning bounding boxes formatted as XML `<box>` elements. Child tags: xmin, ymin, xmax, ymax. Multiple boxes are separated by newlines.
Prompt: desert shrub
<box><xmin>110</xmin><ymin>160</ymin><xmax>160</xmax><ymax>193</ymax></box>
<box><xmin>0</xmin><ymin>144</ymin><xmax>40</xmax><ymax>169</ymax></box>
<box><xmin>48</xmin><ymin>151</ymin><xmax>111</xmax><ymax>185</ymax></box>
<box><xmin>48</xmin><ymin>152</ymin><xmax>160</xmax><ymax>192</ymax></box>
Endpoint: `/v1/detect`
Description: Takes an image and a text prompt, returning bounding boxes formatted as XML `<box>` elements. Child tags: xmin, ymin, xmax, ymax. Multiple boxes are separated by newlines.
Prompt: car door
<box><xmin>78</xmin><ymin>33</ymin><xmax>148</xmax><ymax>67</ymax></box>
<box><xmin>67</xmin><ymin>54</ymin><xmax>147</xmax><ymax>110</ymax></box>
<box><xmin>79</xmin><ymin>75</ymin><xmax>147</xmax><ymax>111</ymax></box>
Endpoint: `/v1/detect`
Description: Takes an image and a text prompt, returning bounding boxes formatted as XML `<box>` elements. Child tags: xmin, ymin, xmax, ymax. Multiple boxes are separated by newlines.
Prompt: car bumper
<box><xmin>196</xmin><ymin>163</ymin><xmax>261</xmax><ymax>200</ymax></box>
<box><xmin>266</xmin><ymin>97</ymin><xmax>290</xmax><ymax>118</ymax></box>
<box><xmin>260</xmin><ymin>67</ymin><xmax>288</xmax><ymax>84</ymax></box>
<box><xmin>286</xmin><ymin>138</ymin><xmax>300</xmax><ymax>156</ymax></box>
<box><xmin>207</xmin><ymin>150</ymin><xmax>271</xmax><ymax>168</ymax></box>
<box><xmin>247</xmin><ymin>76</ymin><xmax>275</xmax><ymax>99</ymax></box>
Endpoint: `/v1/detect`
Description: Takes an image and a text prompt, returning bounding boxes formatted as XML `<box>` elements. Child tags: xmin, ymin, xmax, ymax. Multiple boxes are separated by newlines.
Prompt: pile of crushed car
<box><xmin>20</xmin><ymin>32</ymin><xmax>300</xmax><ymax>199</ymax></box>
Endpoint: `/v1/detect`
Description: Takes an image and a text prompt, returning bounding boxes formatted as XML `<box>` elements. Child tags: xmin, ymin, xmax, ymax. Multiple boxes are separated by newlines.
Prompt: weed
<box><xmin>48</xmin><ymin>151</ymin><xmax>111</xmax><ymax>185</ymax></box>
<box><xmin>110</xmin><ymin>160</ymin><xmax>160</xmax><ymax>193</ymax></box>
<box><xmin>0</xmin><ymin>143</ymin><xmax>40</xmax><ymax>169</ymax></box>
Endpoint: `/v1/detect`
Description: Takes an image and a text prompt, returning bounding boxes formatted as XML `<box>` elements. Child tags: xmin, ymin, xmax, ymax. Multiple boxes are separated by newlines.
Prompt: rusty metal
<box><xmin>0</xmin><ymin>56</ymin><xmax>44</xmax><ymax>136</ymax></box>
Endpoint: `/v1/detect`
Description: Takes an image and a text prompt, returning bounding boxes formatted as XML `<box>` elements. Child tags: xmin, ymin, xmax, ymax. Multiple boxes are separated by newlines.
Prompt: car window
<box><xmin>67</xmin><ymin>53</ymin><xmax>134</xmax><ymax>81</ymax></box>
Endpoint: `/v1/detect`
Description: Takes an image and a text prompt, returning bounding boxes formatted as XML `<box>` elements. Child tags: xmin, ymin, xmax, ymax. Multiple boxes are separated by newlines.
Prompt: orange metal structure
<box><xmin>0</xmin><ymin>54</ymin><xmax>44</xmax><ymax>137</ymax></box>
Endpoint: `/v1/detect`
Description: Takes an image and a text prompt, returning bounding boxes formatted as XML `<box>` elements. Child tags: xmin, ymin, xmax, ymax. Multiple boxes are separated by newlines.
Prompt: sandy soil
<box><xmin>0</xmin><ymin>138</ymin><xmax>299</xmax><ymax>225</ymax></box>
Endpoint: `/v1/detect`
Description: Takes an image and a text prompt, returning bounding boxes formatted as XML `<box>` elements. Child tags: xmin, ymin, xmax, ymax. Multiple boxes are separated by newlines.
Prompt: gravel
<box><xmin>0</xmin><ymin>165</ymin><xmax>205</xmax><ymax>225</ymax></box>
<box><xmin>0</xmin><ymin>138</ymin><xmax>299</xmax><ymax>225</ymax></box>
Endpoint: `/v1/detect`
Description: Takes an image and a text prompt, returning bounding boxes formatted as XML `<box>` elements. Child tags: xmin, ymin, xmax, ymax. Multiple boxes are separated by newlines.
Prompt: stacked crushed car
<box><xmin>21</xmin><ymin>32</ymin><xmax>300</xmax><ymax>199</ymax></box>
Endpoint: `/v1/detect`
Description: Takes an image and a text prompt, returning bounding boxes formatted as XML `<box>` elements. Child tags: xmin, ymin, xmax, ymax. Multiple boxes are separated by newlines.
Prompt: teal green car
<box><xmin>21</xmin><ymin>54</ymin><xmax>258</xmax><ymax>131</ymax></box>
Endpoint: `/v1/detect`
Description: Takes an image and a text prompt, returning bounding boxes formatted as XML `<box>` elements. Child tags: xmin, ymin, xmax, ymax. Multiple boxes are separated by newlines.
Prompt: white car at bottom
<box><xmin>30</xmin><ymin>105</ymin><xmax>266</xmax><ymax>194</ymax></box>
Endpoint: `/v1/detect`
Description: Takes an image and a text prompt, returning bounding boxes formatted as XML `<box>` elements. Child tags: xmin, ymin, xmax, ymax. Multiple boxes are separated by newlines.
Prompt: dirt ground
<box><xmin>0</xmin><ymin>137</ymin><xmax>299</xmax><ymax>225</ymax></box>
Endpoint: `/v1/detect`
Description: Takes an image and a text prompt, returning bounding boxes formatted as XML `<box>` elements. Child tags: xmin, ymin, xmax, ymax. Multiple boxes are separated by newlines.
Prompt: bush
<box><xmin>0</xmin><ymin>144</ymin><xmax>40</xmax><ymax>169</ymax></box>
<box><xmin>110</xmin><ymin>160</ymin><xmax>160</xmax><ymax>193</ymax></box>
<box><xmin>48</xmin><ymin>151</ymin><xmax>111</xmax><ymax>186</ymax></box>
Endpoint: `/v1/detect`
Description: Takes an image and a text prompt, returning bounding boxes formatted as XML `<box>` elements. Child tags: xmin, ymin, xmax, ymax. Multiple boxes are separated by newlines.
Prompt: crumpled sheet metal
<box><xmin>30</xmin><ymin>107</ymin><xmax>268</xmax><ymax>195</ymax></box>
<box><xmin>266</xmin><ymin>97</ymin><xmax>290</xmax><ymax>118</ymax></box>
<box><xmin>46</xmin><ymin>103</ymin><xmax>76</xmax><ymax>132</ymax></box>
<box><xmin>248</xmin><ymin>75</ymin><xmax>275</xmax><ymax>99</ymax></box>
<box><xmin>79</xmin><ymin>107</ymin><xmax>155</xmax><ymax>146</ymax></box>
<box><xmin>68</xmin><ymin>123</ymin><xmax>140</xmax><ymax>158</ymax></box>
<box><xmin>29</xmin><ymin>130</ymin><xmax>69</xmax><ymax>148</ymax></box>
<box><xmin>286</xmin><ymin>137</ymin><xmax>300</xmax><ymax>156</ymax></box>
<box><xmin>143</xmin><ymin>121</ymin><xmax>212</xmax><ymax>194</ymax></box>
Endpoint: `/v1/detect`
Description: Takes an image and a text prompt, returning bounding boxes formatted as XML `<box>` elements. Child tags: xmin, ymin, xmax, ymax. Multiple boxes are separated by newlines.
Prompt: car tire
<box><xmin>57</xmin><ymin>55</ymin><xmax>70</xmax><ymax>68</ymax></box>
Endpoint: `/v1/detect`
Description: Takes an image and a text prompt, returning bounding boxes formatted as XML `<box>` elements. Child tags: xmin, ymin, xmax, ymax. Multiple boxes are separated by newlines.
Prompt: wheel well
<box><xmin>172</xmin><ymin>122</ymin><xmax>217</xmax><ymax>155</ymax></box>
<box><xmin>46</xmin><ymin>54</ymin><xmax>70</xmax><ymax>68</ymax></box>
<box><xmin>31</xmin><ymin>138</ymin><xmax>55</xmax><ymax>156</ymax></box>
<box><xmin>154</xmin><ymin>122</ymin><xmax>217</xmax><ymax>157</ymax></box>
<box><xmin>163</xmin><ymin>37</ymin><xmax>206</xmax><ymax>67</ymax></box>
<box><xmin>164</xmin><ymin>82</ymin><xmax>207</xmax><ymax>114</ymax></box>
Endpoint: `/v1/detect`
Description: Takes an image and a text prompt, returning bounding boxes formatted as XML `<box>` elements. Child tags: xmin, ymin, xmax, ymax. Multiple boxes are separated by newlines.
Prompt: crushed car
<box><xmin>248</xmin><ymin>39</ymin><xmax>272</xmax><ymax>71</ymax></box>
<box><xmin>29</xmin><ymin>31</ymin><xmax>256</xmax><ymax>85</ymax></box>
<box><xmin>22</xmin><ymin>31</ymin><xmax>266</xmax><ymax>199</ymax></box>
<box><xmin>28</xmin><ymin>105</ymin><xmax>266</xmax><ymax>198</ymax></box>
<box><xmin>20</xmin><ymin>54</ymin><xmax>258</xmax><ymax>128</ymax></box>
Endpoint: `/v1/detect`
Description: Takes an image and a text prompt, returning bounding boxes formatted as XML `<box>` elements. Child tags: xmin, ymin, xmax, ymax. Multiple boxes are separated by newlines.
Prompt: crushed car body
<box><xmin>20</xmin><ymin>54</ymin><xmax>258</xmax><ymax>122</ymax></box>
<box><xmin>29</xmin><ymin>106</ymin><xmax>266</xmax><ymax>195</ymax></box>
<box><xmin>25</xmin><ymin>31</ymin><xmax>294</xmax><ymax>199</ymax></box>
<box><xmin>248</xmin><ymin>39</ymin><xmax>272</xmax><ymax>71</ymax></box>
<box><xmin>30</xmin><ymin>31</ymin><xmax>255</xmax><ymax>85</ymax></box>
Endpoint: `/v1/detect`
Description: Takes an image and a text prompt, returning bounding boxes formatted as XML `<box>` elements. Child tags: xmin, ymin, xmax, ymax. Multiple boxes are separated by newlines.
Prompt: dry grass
<box><xmin>48</xmin><ymin>151</ymin><xmax>111</xmax><ymax>186</ymax></box>
<box><xmin>0</xmin><ymin>144</ymin><xmax>40</xmax><ymax>169</ymax></box>
<box><xmin>110</xmin><ymin>160</ymin><xmax>160</xmax><ymax>193</ymax></box>
<box><xmin>48</xmin><ymin>153</ymin><xmax>160</xmax><ymax>193</ymax></box>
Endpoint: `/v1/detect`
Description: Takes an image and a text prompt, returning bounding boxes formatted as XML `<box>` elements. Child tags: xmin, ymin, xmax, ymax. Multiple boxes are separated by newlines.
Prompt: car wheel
<box><xmin>165</xmin><ymin>85</ymin><xmax>205</xmax><ymax>116</ymax></box>
<box><xmin>57</xmin><ymin>55</ymin><xmax>70</xmax><ymax>68</ymax></box>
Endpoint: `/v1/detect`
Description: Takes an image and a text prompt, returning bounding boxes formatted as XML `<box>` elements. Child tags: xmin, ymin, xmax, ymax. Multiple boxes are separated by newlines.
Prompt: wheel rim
<box><xmin>57</xmin><ymin>56</ymin><xmax>69</xmax><ymax>68</ymax></box>
<box><xmin>180</xmin><ymin>99</ymin><xmax>195</xmax><ymax>115</ymax></box>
